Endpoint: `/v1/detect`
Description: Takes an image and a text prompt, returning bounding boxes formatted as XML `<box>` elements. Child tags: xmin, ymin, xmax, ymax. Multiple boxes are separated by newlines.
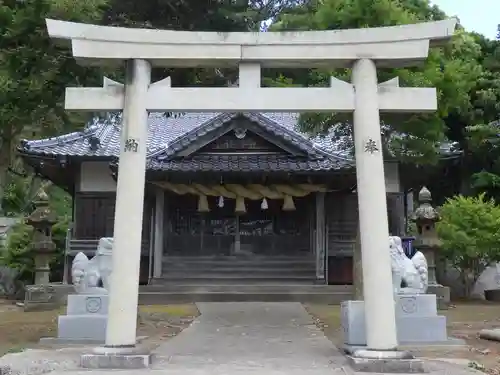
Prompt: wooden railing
<box><xmin>68</xmin><ymin>239</ymin><xmax>151</xmax><ymax>256</ymax></box>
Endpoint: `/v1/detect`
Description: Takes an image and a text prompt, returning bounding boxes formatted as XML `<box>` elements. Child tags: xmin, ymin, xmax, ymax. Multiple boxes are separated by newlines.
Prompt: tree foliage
<box><xmin>2</xmin><ymin>177</ymin><xmax>71</xmax><ymax>218</ymax></box>
<box><xmin>467</xmin><ymin>119</ymin><xmax>500</xmax><ymax>199</ymax></box>
<box><xmin>102</xmin><ymin>0</ymin><xmax>292</xmax><ymax>30</ymax></box>
<box><xmin>0</xmin><ymin>179</ymin><xmax>70</xmax><ymax>290</ymax></box>
<box><xmin>437</xmin><ymin>194</ymin><xmax>500</xmax><ymax>297</ymax></box>
<box><xmin>0</xmin><ymin>218</ymin><xmax>69</xmax><ymax>286</ymax></box>
<box><xmin>0</xmin><ymin>0</ymin><xmax>110</xmax><ymax>213</ymax></box>
<box><xmin>268</xmin><ymin>0</ymin><xmax>484</xmax><ymax>164</ymax></box>
<box><xmin>100</xmin><ymin>0</ymin><xmax>305</xmax><ymax>86</ymax></box>
<box><xmin>461</xmin><ymin>34</ymin><xmax>500</xmax><ymax>199</ymax></box>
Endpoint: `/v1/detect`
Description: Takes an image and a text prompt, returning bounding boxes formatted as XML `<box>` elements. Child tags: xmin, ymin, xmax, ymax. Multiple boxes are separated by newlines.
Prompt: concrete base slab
<box><xmin>400</xmin><ymin>337</ymin><xmax>467</xmax><ymax>348</ymax></box>
<box><xmin>424</xmin><ymin>357</ymin><xmax>473</xmax><ymax>366</ymax></box>
<box><xmin>479</xmin><ymin>328</ymin><xmax>500</xmax><ymax>342</ymax></box>
<box><xmin>346</xmin><ymin>355</ymin><xmax>426</xmax><ymax>373</ymax></box>
<box><xmin>343</xmin><ymin>347</ymin><xmax>424</xmax><ymax>373</ymax></box>
<box><xmin>80</xmin><ymin>346</ymin><xmax>152</xmax><ymax>369</ymax></box>
<box><xmin>344</xmin><ymin>337</ymin><xmax>467</xmax><ymax>353</ymax></box>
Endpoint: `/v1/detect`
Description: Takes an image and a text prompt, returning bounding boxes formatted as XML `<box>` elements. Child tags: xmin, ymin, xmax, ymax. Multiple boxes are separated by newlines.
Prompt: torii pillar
<box><xmin>45</xmin><ymin>18</ymin><xmax>456</xmax><ymax>370</ymax></box>
<box><xmin>104</xmin><ymin>59</ymin><xmax>151</xmax><ymax>348</ymax></box>
<box><xmin>352</xmin><ymin>59</ymin><xmax>398</xmax><ymax>349</ymax></box>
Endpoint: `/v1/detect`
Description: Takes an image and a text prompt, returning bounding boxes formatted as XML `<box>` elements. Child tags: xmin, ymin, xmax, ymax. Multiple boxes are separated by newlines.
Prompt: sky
<box><xmin>431</xmin><ymin>0</ymin><xmax>498</xmax><ymax>40</ymax></box>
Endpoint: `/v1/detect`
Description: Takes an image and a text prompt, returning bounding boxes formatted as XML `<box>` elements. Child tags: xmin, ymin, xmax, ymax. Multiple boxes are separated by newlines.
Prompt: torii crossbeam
<box><xmin>65</xmin><ymin>72</ymin><xmax>436</xmax><ymax>113</ymax></box>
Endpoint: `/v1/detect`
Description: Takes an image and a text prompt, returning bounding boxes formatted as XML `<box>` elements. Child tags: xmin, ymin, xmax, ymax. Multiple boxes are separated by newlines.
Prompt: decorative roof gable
<box><xmin>197</xmin><ymin>129</ymin><xmax>288</xmax><ymax>154</ymax></box>
<box><xmin>152</xmin><ymin>112</ymin><xmax>330</xmax><ymax>161</ymax></box>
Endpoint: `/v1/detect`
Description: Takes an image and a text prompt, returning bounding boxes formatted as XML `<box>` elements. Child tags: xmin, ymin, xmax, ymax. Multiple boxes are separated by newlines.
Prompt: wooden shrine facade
<box><xmin>18</xmin><ymin>112</ymin><xmax>406</xmax><ymax>285</ymax></box>
<box><xmin>67</xmin><ymin>184</ymin><xmax>404</xmax><ymax>285</ymax></box>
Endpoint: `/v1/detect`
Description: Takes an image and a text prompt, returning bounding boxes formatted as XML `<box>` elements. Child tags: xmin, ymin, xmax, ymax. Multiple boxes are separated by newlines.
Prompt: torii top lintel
<box><xmin>46</xmin><ymin>18</ymin><xmax>457</xmax><ymax>69</ymax></box>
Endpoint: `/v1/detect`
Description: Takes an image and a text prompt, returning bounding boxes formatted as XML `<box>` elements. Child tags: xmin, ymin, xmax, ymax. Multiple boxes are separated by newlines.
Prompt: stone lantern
<box><xmin>26</xmin><ymin>188</ymin><xmax>57</xmax><ymax>285</ymax></box>
<box><xmin>411</xmin><ymin>186</ymin><xmax>450</xmax><ymax>309</ymax></box>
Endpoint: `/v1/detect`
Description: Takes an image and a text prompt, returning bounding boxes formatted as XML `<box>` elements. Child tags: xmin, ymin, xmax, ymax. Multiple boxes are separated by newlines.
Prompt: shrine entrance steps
<box><xmin>161</xmin><ymin>255</ymin><xmax>318</xmax><ymax>284</ymax></box>
<box><xmin>139</xmin><ymin>256</ymin><xmax>353</xmax><ymax>304</ymax></box>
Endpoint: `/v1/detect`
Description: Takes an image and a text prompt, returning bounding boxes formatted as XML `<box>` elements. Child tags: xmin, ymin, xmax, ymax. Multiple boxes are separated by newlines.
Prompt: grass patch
<box><xmin>139</xmin><ymin>304</ymin><xmax>199</xmax><ymax>317</ymax></box>
<box><xmin>0</xmin><ymin>302</ymin><xmax>199</xmax><ymax>358</ymax></box>
<box><xmin>3</xmin><ymin>346</ymin><xmax>25</xmax><ymax>354</ymax></box>
<box><xmin>305</xmin><ymin>302</ymin><xmax>500</xmax><ymax>373</ymax></box>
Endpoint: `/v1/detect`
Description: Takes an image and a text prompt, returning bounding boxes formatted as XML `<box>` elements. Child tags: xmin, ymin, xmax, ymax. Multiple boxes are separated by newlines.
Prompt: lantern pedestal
<box><xmin>411</xmin><ymin>187</ymin><xmax>450</xmax><ymax>310</ymax></box>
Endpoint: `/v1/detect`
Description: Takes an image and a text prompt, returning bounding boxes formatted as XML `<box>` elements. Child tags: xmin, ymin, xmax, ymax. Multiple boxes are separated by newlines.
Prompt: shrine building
<box><xmin>18</xmin><ymin>111</ymin><xmax>428</xmax><ymax>300</ymax></box>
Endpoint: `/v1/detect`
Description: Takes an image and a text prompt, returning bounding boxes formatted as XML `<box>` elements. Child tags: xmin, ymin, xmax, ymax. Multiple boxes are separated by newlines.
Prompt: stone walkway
<box><xmin>3</xmin><ymin>302</ymin><xmax>486</xmax><ymax>375</ymax></box>
<box><xmin>151</xmin><ymin>302</ymin><xmax>347</xmax><ymax>374</ymax></box>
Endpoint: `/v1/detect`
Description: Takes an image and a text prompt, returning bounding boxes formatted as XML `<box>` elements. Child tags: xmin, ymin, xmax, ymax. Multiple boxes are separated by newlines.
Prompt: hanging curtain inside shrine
<box><xmin>152</xmin><ymin>182</ymin><xmax>327</xmax><ymax>213</ymax></box>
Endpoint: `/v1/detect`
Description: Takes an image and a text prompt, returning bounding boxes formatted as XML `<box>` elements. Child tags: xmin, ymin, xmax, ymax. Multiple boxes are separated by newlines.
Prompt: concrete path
<box><xmin>151</xmin><ymin>302</ymin><xmax>347</xmax><ymax>374</ymax></box>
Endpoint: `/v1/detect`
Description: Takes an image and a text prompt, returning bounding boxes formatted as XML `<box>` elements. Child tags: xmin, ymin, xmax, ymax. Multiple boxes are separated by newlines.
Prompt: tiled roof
<box><xmin>147</xmin><ymin>154</ymin><xmax>347</xmax><ymax>172</ymax></box>
<box><xmin>19</xmin><ymin>112</ymin><xmax>222</xmax><ymax>158</ymax></box>
<box><xmin>19</xmin><ymin>111</ymin><xmax>459</xmax><ymax>172</ymax></box>
<box><xmin>19</xmin><ymin>112</ymin><xmax>354</xmax><ymax>171</ymax></box>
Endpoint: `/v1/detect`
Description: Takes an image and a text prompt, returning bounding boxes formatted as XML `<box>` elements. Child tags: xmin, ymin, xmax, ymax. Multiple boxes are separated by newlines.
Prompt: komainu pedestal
<box><xmin>341</xmin><ymin>294</ymin><xmax>447</xmax><ymax>346</ymax></box>
<box><xmin>57</xmin><ymin>294</ymin><xmax>109</xmax><ymax>343</ymax></box>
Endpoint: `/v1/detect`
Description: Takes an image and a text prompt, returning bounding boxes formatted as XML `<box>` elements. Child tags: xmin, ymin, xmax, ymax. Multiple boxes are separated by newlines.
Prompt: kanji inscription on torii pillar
<box><xmin>364</xmin><ymin>138</ymin><xmax>379</xmax><ymax>154</ymax></box>
<box><xmin>124</xmin><ymin>138</ymin><xmax>139</xmax><ymax>153</ymax></box>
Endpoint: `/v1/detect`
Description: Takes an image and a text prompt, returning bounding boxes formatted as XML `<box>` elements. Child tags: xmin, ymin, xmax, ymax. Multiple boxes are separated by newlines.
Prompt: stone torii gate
<box><xmin>45</xmin><ymin>18</ymin><xmax>456</xmax><ymax>366</ymax></box>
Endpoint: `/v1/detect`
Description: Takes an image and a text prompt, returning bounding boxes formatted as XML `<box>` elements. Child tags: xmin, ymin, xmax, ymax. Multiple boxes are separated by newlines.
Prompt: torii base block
<box><xmin>345</xmin><ymin>350</ymin><xmax>425</xmax><ymax>374</ymax></box>
<box><xmin>81</xmin><ymin>347</ymin><xmax>152</xmax><ymax>369</ymax></box>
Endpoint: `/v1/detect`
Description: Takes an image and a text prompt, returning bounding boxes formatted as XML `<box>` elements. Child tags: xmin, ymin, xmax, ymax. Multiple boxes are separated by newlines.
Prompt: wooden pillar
<box><xmin>387</xmin><ymin>192</ymin><xmax>405</xmax><ymax>236</ymax></box>
<box><xmin>153</xmin><ymin>188</ymin><xmax>164</xmax><ymax>278</ymax></box>
<box><xmin>315</xmin><ymin>192</ymin><xmax>326</xmax><ymax>283</ymax></box>
<box><xmin>234</xmin><ymin>214</ymin><xmax>241</xmax><ymax>255</ymax></box>
<box><xmin>62</xmin><ymin>225</ymin><xmax>72</xmax><ymax>284</ymax></box>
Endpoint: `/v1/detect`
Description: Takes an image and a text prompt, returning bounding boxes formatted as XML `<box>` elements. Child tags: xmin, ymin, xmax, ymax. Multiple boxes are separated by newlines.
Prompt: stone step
<box><xmin>161</xmin><ymin>268</ymin><xmax>316</xmax><ymax>277</ymax></box>
<box><xmin>149</xmin><ymin>279</ymin><xmax>318</xmax><ymax>286</ymax></box>
<box><xmin>141</xmin><ymin>284</ymin><xmax>352</xmax><ymax>293</ymax></box>
<box><xmin>162</xmin><ymin>263</ymin><xmax>316</xmax><ymax>271</ymax></box>
<box><xmin>162</xmin><ymin>256</ymin><xmax>315</xmax><ymax>266</ymax></box>
<box><xmin>163</xmin><ymin>255</ymin><xmax>314</xmax><ymax>261</ymax></box>
<box><xmin>159</xmin><ymin>254</ymin><xmax>319</xmax><ymax>286</ymax></box>
<box><xmin>155</xmin><ymin>275</ymin><xmax>315</xmax><ymax>284</ymax></box>
<box><xmin>138</xmin><ymin>290</ymin><xmax>352</xmax><ymax>304</ymax></box>
<box><xmin>162</xmin><ymin>258</ymin><xmax>316</xmax><ymax>274</ymax></box>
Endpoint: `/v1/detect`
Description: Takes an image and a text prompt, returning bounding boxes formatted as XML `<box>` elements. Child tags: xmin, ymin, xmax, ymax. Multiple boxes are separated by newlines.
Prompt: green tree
<box><xmin>460</xmin><ymin>34</ymin><xmax>500</xmax><ymax>199</ymax></box>
<box><xmin>467</xmin><ymin>119</ymin><xmax>500</xmax><ymax>200</ymax></box>
<box><xmin>268</xmin><ymin>0</ymin><xmax>483</xmax><ymax>165</ymax></box>
<box><xmin>437</xmin><ymin>194</ymin><xmax>500</xmax><ymax>298</ymax></box>
<box><xmin>101</xmin><ymin>0</ymin><xmax>304</xmax><ymax>86</ymax></box>
<box><xmin>102</xmin><ymin>0</ymin><xmax>291</xmax><ymax>31</ymax></box>
<box><xmin>0</xmin><ymin>0</ymin><xmax>109</xmax><ymax>214</ymax></box>
<box><xmin>0</xmin><ymin>218</ymin><xmax>68</xmax><ymax>288</ymax></box>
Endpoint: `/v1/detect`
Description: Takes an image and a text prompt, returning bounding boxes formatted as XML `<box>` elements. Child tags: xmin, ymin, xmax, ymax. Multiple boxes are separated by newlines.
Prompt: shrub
<box><xmin>0</xmin><ymin>222</ymin><xmax>33</xmax><ymax>283</ymax></box>
<box><xmin>0</xmin><ymin>266</ymin><xmax>20</xmax><ymax>298</ymax></box>
<box><xmin>0</xmin><ymin>218</ymin><xmax>69</xmax><ymax>297</ymax></box>
<box><xmin>437</xmin><ymin>194</ymin><xmax>500</xmax><ymax>297</ymax></box>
